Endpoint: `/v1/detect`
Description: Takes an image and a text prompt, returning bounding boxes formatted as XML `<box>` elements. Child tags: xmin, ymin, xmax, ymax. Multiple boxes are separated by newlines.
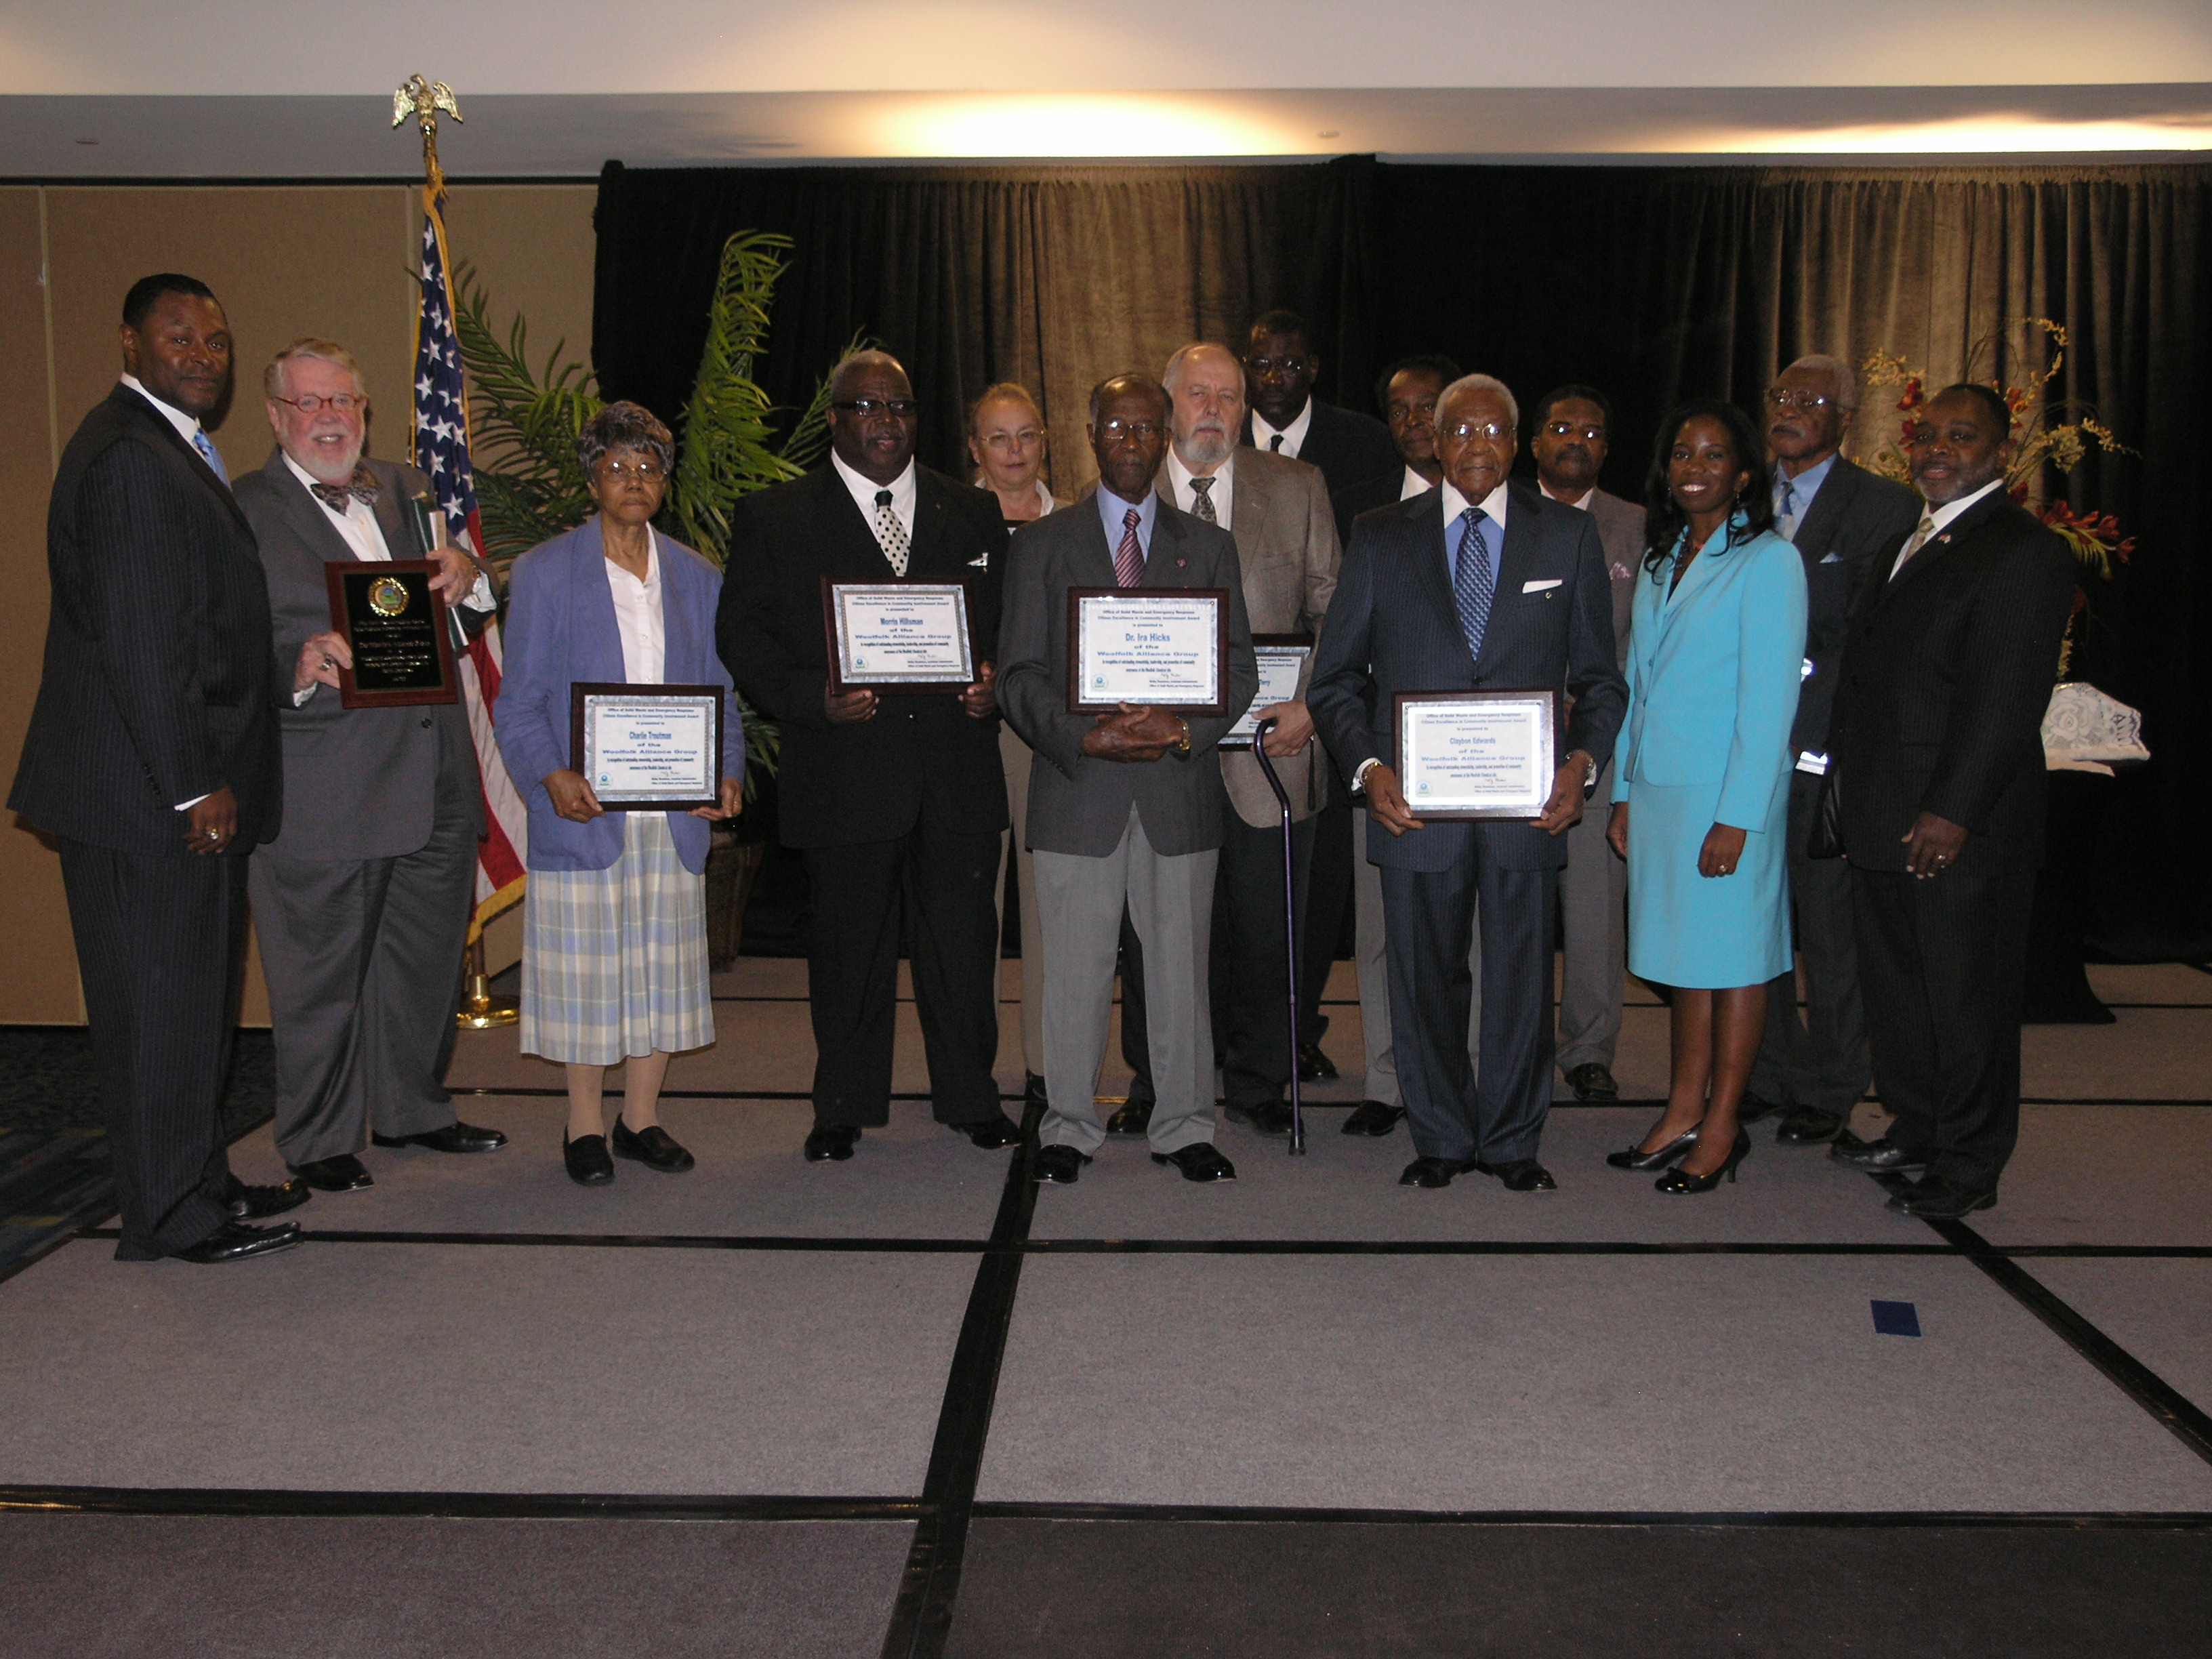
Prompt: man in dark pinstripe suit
<box><xmin>9</xmin><ymin>275</ymin><xmax>302</xmax><ymax>1263</ymax></box>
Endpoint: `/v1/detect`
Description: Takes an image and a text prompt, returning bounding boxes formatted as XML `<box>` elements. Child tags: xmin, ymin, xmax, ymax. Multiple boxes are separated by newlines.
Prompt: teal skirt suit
<box><xmin>1612</xmin><ymin>517</ymin><xmax>1807</xmax><ymax>989</ymax></box>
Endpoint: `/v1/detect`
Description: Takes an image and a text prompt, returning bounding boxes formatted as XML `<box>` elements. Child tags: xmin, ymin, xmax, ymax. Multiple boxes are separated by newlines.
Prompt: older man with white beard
<box><xmin>231</xmin><ymin>337</ymin><xmax>508</xmax><ymax>1195</ymax></box>
<box><xmin>1114</xmin><ymin>342</ymin><xmax>1340</xmax><ymax>1139</ymax></box>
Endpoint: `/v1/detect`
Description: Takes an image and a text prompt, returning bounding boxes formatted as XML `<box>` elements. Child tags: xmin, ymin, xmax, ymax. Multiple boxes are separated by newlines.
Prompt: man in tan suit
<box><xmin>1116</xmin><ymin>342</ymin><xmax>1339</xmax><ymax>1137</ymax></box>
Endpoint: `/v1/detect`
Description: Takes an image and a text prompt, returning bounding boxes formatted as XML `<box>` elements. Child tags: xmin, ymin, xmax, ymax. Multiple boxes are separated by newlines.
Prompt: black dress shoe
<box><xmin>1023</xmin><ymin>1072</ymin><xmax>1049</xmax><ymax>1106</ymax></box>
<box><xmin>1224</xmin><ymin>1101</ymin><xmax>1292</xmax><ymax>1137</ymax></box>
<box><xmin>803</xmin><ymin>1125</ymin><xmax>861</xmax><ymax>1163</ymax></box>
<box><xmin>1776</xmin><ymin>1105</ymin><xmax>1845</xmax><ymax>1145</ymax></box>
<box><xmin>1886</xmin><ymin>1176</ymin><xmax>1996</xmax><ymax>1218</ymax></box>
<box><xmin>1032</xmin><ymin>1144</ymin><xmax>1091</xmax><ymax>1184</ymax></box>
<box><xmin>1152</xmin><ymin>1142</ymin><xmax>1236</xmax><ymax>1182</ymax></box>
<box><xmin>951</xmin><ymin>1113</ymin><xmax>1022</xmax><ymax>1150</ymax></box>
<box><xmin>1654</xmin><ymin>1128</ymin><xmax>1751</xmax><ymax>1194</ymax></box>
<box><xmin>1398</xmin><ymin>1155</ymin><xmax>1475</xmax><ymax>1188</ymax></box>
<box><xmin>1296</xmin><ymin>1041</ymin><xmax>1338</xmax><ymax>1082</ymax></box>
<box><xmin>226</xmin><ymin>1179</ymin><xmax>310</xmax><ymax>1220</ymax></box>
<box><xmin>611</xmin><ymin>1119</ymin><xmax>695</xmax><ymax>1173</ymax></box>
<box><xmin>563</xmin><ymin>1132</ymin><xmax>615</xmax><ymax>1185</ymax></box>
<box><xmin>372</xmin><ymin>1121</ymin><xmax>508</xmax><ymax>1153</ymax></box>
<box><xmin>172</xmin><ymin>1221</ymin><xmax>302</xmax><ymax>1263</ymax></box>
<box><xmin>1735</xmin><ymin>1088</ymin><xmax>1790</xmax><ymax>1125</ymax></box>
<box><xmin>1473</xmin><ymin>1158</ymin><xmax>1559</xmax><ymax>1192</ymax></box>
<box><xmin>1563</xmin><ymin>1063</ymin><xmax>1620</xmax><ymax>1102</ymax></box>
<box><xmin>1342</xmin><ymin>1100</ymin><xmax>1407</xmax><ymax>1137</ymax></box>
<box><xmin>288</xmin><ymin>1154</ymin><xmax>373</xmax><ymax>1193</ymax></box>
<box><xmin>1829</xmin><ymin>1131</ymin><xmax>1926</xmax><ymax>1172</ymax></box>
<box><xmin>1105</xmin><ymin>1099</ymin><xmax>1153</xmax><ymax>1137</ymax></box>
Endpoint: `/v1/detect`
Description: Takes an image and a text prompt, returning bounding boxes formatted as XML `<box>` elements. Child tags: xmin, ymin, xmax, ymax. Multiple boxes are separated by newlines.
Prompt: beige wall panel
<box><xmin>0</xmin><ymin>187</ymin><xmax>84</xmax><ymax>1023</ymax></box>
<box><xmin>437</xmin><ymin>184</ymin><xmax>599</xmax><ymax>406</ymax></box>
<box><xmin>43</xmin><ymin>186</ymin><xmax>417</xmax><ymax>480</ymax></box>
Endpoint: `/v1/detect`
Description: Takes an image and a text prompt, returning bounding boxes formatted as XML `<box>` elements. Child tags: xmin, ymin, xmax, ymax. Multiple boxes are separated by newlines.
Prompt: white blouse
<box><xmin>605</xmin><ymin>528</ymin><xmax>665</xmax><ymax>684</ymax></box>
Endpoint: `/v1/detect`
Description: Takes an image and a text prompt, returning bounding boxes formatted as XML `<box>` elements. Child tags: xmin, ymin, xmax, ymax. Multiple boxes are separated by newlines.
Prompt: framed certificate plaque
<box><xmin>1220</xmin><ymin>635</ymin><xmax>1312</xmax><ymax>747</ymax></box>
<box><xmin>822</xmin><ymin>579</ymin><xmax>977</xmax><ymax>694</ymax></box>
<box><xmin>569</xmin><ymin>683</ymin><xmax>724</xmax><ymax>811</ymax></box>
<box><xmin>1392</xmin><ymin>689</ymin><xmax>1560</xmax><ymax>819</ymax></box>
<box><xmin>1065</xmin><ymin>586</ymin><xmax>1231</xmax><ymax>715</ymax></box>
<box><xmin>325</xmin><ymin>560</ymin><xmax>459</xmax><ymax>710</ymax></box>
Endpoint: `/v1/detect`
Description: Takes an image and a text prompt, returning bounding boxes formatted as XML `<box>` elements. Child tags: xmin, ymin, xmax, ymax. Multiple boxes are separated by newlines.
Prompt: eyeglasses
<box><xmin>834</xmin><ymin>398</ymin><xmax>919</xmax><ymax>419</ymax></box>
<box><xmin>1543</xmin><ymin>421</ymin><xmax>1607</xmax><ymax>441</ymax></box>
<box><xmin>1097</xmin><ymin>419</ymin><xmax>1162</xmax><ymax>443</ymax></box>
<box><xmin>1244</xmin><ymin>356</ymin><xmax>1311</xmax><ymax>377</ymax></box>
<box><xmin>1765</xmin><ymin>388</ymin><xmax>1838</xmax><ymax>412</ymax></box>
<box><xmin>274</xmin><ymin>393</ymin><xmax>363</xmax><ymax>415</ymax></box>
<box><xmin>982</xmin><ymin>429</ymin><xmax>1044</xmax><ymax>451</ymax></box>
<box><xmin>597</xmin><ymin>458</ymin><xmax>665</xmax><ymax>481</ymax></box>
<box><xmin>1443</xmin><ymin>421</ymin><xmax>1515</xmax><ymax>443</ymax></box>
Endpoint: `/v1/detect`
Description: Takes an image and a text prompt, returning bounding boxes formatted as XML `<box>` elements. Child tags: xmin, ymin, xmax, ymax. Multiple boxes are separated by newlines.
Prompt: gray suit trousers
<box><xmin>1555</xmin><ymin>756</ymin><xmax>1626</xmax><ymax>1069</ymax></box>
<box><xmin>1750</xmin><ymin>768</ymin><xmax>1870</xmax><ymax>1113</ymax></box>
<box><xmin>1034</xmin><ymin>806</ymin><xmax>1217</xmax><ymax>1156</ymax></box>
<box><xmin>998</xmin><ymin>723</ymin><xmax>1044</xmax><ymax>1076</ymax></box>
<box><xmin>249</xmin><ymin>719</ymin><xmax>476</xmax><ymax>1166</ymax></box>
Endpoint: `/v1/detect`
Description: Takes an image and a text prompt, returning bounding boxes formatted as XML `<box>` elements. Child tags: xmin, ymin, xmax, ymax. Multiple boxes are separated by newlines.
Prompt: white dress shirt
<box><xmin>607</xmin><ymin>530</ymin><xmax>666</xmax><ymax>684</ymax></box>
<box><xmin>1892</xmin><ymin>477</ymin><xmax>2007</xmax><ymax>578</ymax></box>
<box><xmin>832</xmin><ymin>450</ymin><xmax>917</xmax><ymax>556</ymax></box>
<box><xmin>1164</xmin><ymin>447</ymin><xmax>1235</xmax><ymax>531</ymax></box>
<box><xmin>1400</xmin><ymin>465</ymin><xmax>1436</xmax><ymax>501</ymax></box>
<box><xmin>1540</xmin><ymin>481</ymin><xmax>1597</xmax><ymax>512</ymax></box>
<box><xmin>1250</xmin><ymin>399</ymin><xmax>1314</xmax><ymax>459</ymax></box>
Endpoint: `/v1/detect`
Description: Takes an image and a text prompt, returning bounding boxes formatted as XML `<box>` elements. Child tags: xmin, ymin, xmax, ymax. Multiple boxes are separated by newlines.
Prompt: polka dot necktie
<box><xmin>872</xmin><ymin>488</ymin><xmax>910</xmax><ymax>577</ymax></box>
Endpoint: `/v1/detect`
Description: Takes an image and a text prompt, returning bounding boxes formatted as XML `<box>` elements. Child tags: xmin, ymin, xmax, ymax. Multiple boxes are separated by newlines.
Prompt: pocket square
<box><xmin>966</xmin><ymin>552</ymin><xmax>991</xmax><ymax>568</ymax></box>
<box><xmin>1522</xmin><ymin>578</ymin><xmax>1562</xmax><ymax>592</ymax></box>
<box><xmin>1818</xmin><ymin>551</ymin><xmax>1843</xmax><ymax>564</ymax></box>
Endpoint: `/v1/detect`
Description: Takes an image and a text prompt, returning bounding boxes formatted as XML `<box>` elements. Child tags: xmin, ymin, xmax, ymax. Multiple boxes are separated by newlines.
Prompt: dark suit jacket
<box><xmin>1242</xmin><ymin>398</ymin><xmax>1399</xmax><ymax>546</ymax></box>
<box><xmin>9</xmin><ymin>384</ymin><xmax>280</xmax><ymax>853</ymax></box>
<box><xmin>718</xmin><ymin>463</ymin><xmax>1008</xmax><ymax>848</ymax></box>
<box><xmin>1308</xmin><ymin>483</ymin><xmax>1626</xmax><ymax>874</ymax></box>
<box><xmin>232</xmin><ymin>450</ymin><xmax>491</xmax><ymax>861</ymax></box>
<box><xmin>1784</xmin><ymin>456</ymin><xmax>1922</xmax><ymax>756</ymax></box>
<box><xmin>1830</xmin><ymin>489</ymin><xmax>2076</xmax><ymax>873</ymax></box>
<box><xmin>997</xmin><ymin>495</ymin><xmax>1258</xmax><ymax>859</ymax></box>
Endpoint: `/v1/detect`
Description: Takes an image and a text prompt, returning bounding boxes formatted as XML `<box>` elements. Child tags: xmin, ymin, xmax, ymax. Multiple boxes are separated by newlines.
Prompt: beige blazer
<box><xmin>1155</xmin><ymin>446</ymin><xmax>1340</xmax><ymax>827</ymax></box>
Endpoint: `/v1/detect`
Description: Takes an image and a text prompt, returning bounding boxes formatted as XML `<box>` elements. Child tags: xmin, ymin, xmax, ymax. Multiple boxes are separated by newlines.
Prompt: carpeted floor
<box><xmin>1</xmin><ymin>959</ymin><xmax>2207</xmax><ymax>1658</ymax></box>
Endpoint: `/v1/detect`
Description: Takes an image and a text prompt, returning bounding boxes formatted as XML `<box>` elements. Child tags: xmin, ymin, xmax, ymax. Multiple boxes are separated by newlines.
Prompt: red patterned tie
<box><xmin>1113</xmin><ymin>507</ymin><xmax>1144</xmax><ymax>588</ymax></box>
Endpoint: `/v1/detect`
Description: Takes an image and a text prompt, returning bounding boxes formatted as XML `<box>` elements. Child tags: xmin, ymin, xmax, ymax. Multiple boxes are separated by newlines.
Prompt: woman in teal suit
<box><xmin>1605</xmin><ymin>401</ymin><xmax>1807</xmax><ymax>1193</ymax></box>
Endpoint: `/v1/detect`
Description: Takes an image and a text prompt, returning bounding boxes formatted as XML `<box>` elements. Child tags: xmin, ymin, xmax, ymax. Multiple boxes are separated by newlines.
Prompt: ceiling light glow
<box><xmin>876</xmin><ymin>96</ymin><xmax>1294</xmax><ymax>158</ymax></box>
<box><xmin>1728</xmin><ymin>116</ymin><xmax>2212</xmax><ymax>153</ymax></box>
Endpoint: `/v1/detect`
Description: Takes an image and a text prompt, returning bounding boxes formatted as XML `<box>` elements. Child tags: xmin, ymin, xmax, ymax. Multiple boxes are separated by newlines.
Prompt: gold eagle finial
<box><xmin>392</xmin><ymin>75</ymin><xmax>463</xmax><ymax>197</ymax></box>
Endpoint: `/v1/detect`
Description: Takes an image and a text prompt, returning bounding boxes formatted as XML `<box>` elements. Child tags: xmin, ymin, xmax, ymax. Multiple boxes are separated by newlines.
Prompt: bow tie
<box><xmin>308</xmin><ymin>468</ymin><xmax>380</xmax><ymax>512</ymax></box>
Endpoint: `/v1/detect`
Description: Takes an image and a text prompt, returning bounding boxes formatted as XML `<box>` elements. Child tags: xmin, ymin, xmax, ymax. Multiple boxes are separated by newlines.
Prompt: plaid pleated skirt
<box><xmin>520</xmin><ymin>812</ymin><xmax>714</xmax><ymax>1065</ymax></box>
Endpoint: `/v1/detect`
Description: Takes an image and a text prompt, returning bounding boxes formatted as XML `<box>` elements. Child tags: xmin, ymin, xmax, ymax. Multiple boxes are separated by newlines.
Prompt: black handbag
<box><xmin>1806</xmin><ymin>771</ymin><xmax>1845</xmax><ymax>860</ymax></box>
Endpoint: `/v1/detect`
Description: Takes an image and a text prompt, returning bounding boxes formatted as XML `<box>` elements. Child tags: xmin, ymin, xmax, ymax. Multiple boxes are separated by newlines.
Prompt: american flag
<box><xmin>414</xmin><ymin>187</ymin><xmax>528</xmax><ymax>936</ymax></box>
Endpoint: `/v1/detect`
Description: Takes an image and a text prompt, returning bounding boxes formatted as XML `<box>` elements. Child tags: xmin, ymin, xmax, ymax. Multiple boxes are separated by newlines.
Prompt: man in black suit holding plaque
<box><xmin>998</xmin><ymin>374</ymin><xmax>1259</xmax><ymax>1185</ymax></box>
<box><xmin>232</xmin><ymin>337</ymin><xmax>508</xmax><ymax>1195</ymax></box>
<box><xmin>718</xmin><ymin>351</ymin><xmax>1020</xmax><ymax>1160</ymax></box>
<box><xmin>1308</xmin><ymin>374</ymin><xmax>1625</xmax><ymax>1191</ymax></box>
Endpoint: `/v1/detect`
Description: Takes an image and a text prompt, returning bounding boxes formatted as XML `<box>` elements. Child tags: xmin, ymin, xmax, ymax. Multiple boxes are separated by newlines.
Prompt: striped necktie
<box><xmin>1452</xmin><ymin>507</ymin><xmax>1494</xmax><ymax>659</ymax></box>
<box><xmin>191</xmin><ymin>428</ymin><xmax>230</xmax><ymax>487</ymax></box>
<box><xmin>1891</xmin><ymin>510</ymin><xmax>1938</xmax><ymax>579</ymax></box>
<box><xmin>1113</xmin><ymin>508</ymin><xmax>1145</xmax><ymax>588</ymax></box>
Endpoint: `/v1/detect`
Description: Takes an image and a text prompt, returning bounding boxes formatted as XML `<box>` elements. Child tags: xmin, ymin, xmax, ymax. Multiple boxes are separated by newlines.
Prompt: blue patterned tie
<box><xmin>1452</xmin><ymin>506</ymin><xmax>1494</xmax><ymax>660</ymax></box>
<box><xmin>191</xmin><ymin>428</ymin><xmax>230</xmax><ymax>487</ymax></box>
<box><xmin>1775</xmin><ymin>476</ymin><xmax>1799</xmax><ymax>541</ymax></box>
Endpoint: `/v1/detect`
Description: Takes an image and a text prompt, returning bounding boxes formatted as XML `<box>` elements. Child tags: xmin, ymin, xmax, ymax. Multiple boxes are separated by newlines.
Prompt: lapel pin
<box><xmin>1176</xmin><ymin>556</ymin><xmax>1187</xmax><ymax>569</ymax></box>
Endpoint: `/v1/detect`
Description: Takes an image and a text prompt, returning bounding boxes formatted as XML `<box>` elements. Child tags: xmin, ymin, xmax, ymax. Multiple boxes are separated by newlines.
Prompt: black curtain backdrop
<box><xmin>592</xmin><ymin>156</ymin><xmax>2212</xmax><ymax>960</ymax></box>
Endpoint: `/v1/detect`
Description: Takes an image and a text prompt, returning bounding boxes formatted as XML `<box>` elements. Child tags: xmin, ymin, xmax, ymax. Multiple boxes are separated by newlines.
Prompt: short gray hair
<box><xmin>1782</xmin><ymin>354</ymin><xmax>1858</xmax><ymax>412</ymax></box>
<box><xmin>1162</xmin><ymin>342</ymin><xmax>1246</xmax><ymax>401</ymax></box>
<box><xmin>576</xmin><ymin>400</ymin><xmax>674</xmax><ymax>478</ymax></box>
<box><xmin>265</xmin><ymin>337</ymin><xmax>366</xmax><ymax>401</ymax></box>
<box><xmin>1437</xmin><ymin>373</ymin><xmax>1519</xmax><ymax>432</ymax></box>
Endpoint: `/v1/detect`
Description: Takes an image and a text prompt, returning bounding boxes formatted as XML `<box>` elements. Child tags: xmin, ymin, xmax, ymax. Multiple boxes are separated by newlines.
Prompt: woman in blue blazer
<box><xmin>495</xmin><ymin>403</ymin><xmax>745</xmax><ymax>1185</ymax></box>
<box><xmin>1605</xmin><ymin>401</ymin><xmax>1807</xmax><ymax>1193</ymax></box>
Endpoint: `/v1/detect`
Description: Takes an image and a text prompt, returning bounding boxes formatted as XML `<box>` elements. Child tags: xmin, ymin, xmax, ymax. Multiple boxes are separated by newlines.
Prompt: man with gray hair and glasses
<box><xmin>1741</xmin><ymin>353</ymin><xmax>1921</xmax><ymax>1153</ymax></box>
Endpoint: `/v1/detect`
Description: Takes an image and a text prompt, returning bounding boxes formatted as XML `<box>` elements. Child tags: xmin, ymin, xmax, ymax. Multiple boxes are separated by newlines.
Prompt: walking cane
<box><xmin>1250</xmin><ymin>718</ymin><xmax>1306</xmax><ymax>1155</ymax></box>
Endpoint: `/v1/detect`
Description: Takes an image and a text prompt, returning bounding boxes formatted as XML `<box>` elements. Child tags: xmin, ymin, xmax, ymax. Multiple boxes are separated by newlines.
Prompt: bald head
<box><xmin>827</xmin><ymin>350</ymin><xmax>918</xmax><ymax>485</ymax></box>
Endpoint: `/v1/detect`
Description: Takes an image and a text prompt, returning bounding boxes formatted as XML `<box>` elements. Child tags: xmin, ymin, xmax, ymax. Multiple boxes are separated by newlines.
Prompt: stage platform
<box><xmin>2</xmin><ymin>960</ymin><xmax>2209</xmax><ymax>1657</ymax></box>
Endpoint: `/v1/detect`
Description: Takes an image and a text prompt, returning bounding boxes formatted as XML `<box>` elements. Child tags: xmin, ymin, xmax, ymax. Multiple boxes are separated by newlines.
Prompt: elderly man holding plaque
<box><xmin>998</xmin><ymin>373</ymin><xmax>1259</xmax><ymax>1185</ymax></box>
<box><xmin>497</xmin><ymin>403</ymin><xmax>745</xmax><ymax>1185</ymax></box>
<box><xmin>718</xmin><ymin>352</ymin><xmax>1018</xmax><ymax>1162</ymax></box>
<box><xmin>1309</xmin><ymin>374</ymin><xmax>1625</xmax><ymax>1191</ymax></box>
<box><xmin>1114</xmin><ymin>342</ymin><xmax>1338</xmax><ymax>1140</ymax></box>
<box><xmin>232</xmin><ymin>337</ymin><xmax>509</xmax><ymax>1195</ymax></box>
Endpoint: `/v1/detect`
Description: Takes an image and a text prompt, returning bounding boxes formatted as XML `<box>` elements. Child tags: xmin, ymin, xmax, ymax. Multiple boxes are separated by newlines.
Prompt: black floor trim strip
<box><xmin>1927</xmin><ymin>1214</ymin><xmax>2212</xmax><ymax>1469</ymax></box>
<box><xmin>74</xmin><ymin>1227</ymin><xmax>986</xmax><ymax>1254</ymax></box>
<box><xmin>878</xmin><ymin>1101</ymin><xmax>1042</xmax><ymax>1659</ymax></box>
<box><xmin>449</xmin><ymin>1087</ymin><xmax>1028</xmax><ymax>1103</ymax></box>
<box><xmin>0</xmin><ymin>1485</ymin><xmax>918</xmax><ymax>1521</ymax></box>
<box><xmin>1020</xmin><ymin>1238</ymin><xmax>1967</xmax><ymax>1256</ymax></box>
<box><xmin>968</xmin><ymin>1499</ymin><xmax>2212</xmax><ymax>1529</ymax></box>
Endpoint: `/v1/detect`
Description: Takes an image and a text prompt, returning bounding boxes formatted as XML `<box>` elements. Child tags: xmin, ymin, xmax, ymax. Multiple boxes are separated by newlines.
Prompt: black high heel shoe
<box><xmin>1654</xmin><ymin>1128</ymin><xmax>1750</xmax><ymax>1194</ymax></box>
<box><xmin>1605</xmin><ymin>1126</ymin><xmax>1700</xmax><ymax>1171</ymax></box>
